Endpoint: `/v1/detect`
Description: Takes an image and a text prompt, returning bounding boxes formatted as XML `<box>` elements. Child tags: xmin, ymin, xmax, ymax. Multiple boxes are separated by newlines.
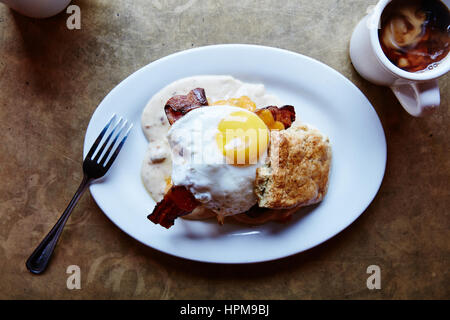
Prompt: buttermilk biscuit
<box><xmin>255</xmin><ymin>124</ymin><xmax>331</xmax><ymax>209</ymax></box>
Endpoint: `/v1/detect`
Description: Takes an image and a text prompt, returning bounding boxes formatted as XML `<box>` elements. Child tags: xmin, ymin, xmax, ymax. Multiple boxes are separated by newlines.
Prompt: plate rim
<box><xmin>84</xmin><ymin>44</ymin><xmax>387</xmax><ymax>264</ymax></box>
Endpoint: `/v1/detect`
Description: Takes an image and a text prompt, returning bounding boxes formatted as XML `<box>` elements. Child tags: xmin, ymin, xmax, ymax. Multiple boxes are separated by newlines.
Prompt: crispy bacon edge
<box><xmin>256</xmin><ymin>105</ymin><xmax>296</xmax><ymax>129</ymax></box>
<box><xmin>148</xmin><ymin>186</ymin><xmax>199</xmax><ymax>229</ymax></box>
<box><xmin>164</xmin><ymin>88</ymin><xmax>209</xmax><ymax>125</ymax></box>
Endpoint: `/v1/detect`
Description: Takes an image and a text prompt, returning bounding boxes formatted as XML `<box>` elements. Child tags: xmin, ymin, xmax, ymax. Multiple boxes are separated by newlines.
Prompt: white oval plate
<box><xmin>84</xmin><ymin>44</ymin><xmax>386</xmax><ymax>264</ymax></box>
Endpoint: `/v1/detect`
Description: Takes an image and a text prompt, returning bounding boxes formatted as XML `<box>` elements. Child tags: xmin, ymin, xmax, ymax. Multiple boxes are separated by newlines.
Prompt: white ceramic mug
<box><xmin>350</xmin><ymin>0</ymin><xmax>450</xmax><ymax>117</ymax></box>
<box><xmin>0</xmin><ymin>0</ymin><xmax>71</xmax><ymax>18</ymax></box>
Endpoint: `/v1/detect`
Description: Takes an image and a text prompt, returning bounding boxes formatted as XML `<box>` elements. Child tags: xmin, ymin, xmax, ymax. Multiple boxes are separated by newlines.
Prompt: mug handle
<box><xmin>391</xmin><ymin>80</ymin><xmax>440</xmax><ymax>117</ymax></box>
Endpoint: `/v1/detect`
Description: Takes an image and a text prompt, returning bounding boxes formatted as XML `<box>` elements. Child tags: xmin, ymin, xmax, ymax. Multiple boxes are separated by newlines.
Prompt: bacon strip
<box><xmin>148</xmin><ymin>186</ymin><xmax>199</xmax><ymax>229</ymax></box>
<box><xmin>164</xmin><ymin>88</ymin><xmax>208</xmax><ymax>125</ymax></box>
<box><xmin>256</xmin><ymin>105</ymin><xmax>296</xmax><ymax>129</ymax></box>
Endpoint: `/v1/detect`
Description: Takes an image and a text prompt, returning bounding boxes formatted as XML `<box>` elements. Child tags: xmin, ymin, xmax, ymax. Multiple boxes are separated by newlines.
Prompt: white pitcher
<box><xmin>350</xmin><ymin>0</ymin><xmax>449</xmax><ymax>117</ymax></box>
<box><xmin>0</xmin><ymin>0</ymin><xmax>72</xmax><ymax>18</ymax></box>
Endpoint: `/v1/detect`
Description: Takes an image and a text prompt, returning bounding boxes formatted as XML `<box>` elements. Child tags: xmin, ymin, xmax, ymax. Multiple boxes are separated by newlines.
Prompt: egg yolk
<box><xmin>216</xmin><ymin>111</ymin><xmax>269</xmax><ymax>165</ymax></box>
<box><xmin>211</xmin><ymin>96</ymin><xmax>285</xmax><ymax>131</ymax></box>
<box><xmin>164</xmin><ymin>177</ymin><xmax>172</xmax><ymax>193</ymax></box>
<box><xmin>210</xmin><ymin>96</ymin><xmax>257</xmax><ymax>112</ymax></box>
<box><xmin>255</xmin><ymin>109</ymin><xmax>285</xmax><ymax>130</ymax></box>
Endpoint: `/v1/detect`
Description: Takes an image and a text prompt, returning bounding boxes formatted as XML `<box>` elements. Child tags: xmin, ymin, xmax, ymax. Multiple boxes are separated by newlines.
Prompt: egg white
<box><xmin>167</xmin><ymin>105</ymin><xmax>268</xmax><ymax>217</ymax></box>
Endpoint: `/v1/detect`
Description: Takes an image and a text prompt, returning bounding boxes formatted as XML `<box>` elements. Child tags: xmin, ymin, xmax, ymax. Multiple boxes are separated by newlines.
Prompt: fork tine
<box><xmin>99</xmin><ymin>120</ymin><xmax>131</xmax><ymax>167</ymax></box>
<box><xmin>93</xmin><ymin>117</ymin><xmax>124</xmax><ymax>162</ymax></box>
<box><xmin>85</xmin><ymin>114</ymin><xmax>117</xmax><ymax>160</ymax></box>
<box><xmin>103</xmin><ymin>123</ymin><xmax>133</xmax><ymax>171</ymax></box>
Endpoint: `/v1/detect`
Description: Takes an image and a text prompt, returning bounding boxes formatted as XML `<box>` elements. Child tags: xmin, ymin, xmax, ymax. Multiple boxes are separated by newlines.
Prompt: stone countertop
<box><xmin>0</xmin><ymin>0</ymin><xmax>448</xmax><ymax>299</ymax></box>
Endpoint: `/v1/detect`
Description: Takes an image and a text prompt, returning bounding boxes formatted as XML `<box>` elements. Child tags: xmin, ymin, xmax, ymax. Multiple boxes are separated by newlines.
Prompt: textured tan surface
<box><xmin>0</xmin><ymin>0</ymin><xmax>448</xmax><ymax>299</ymax></box>
<box><xmin>255</xmin><ymin>124</ymin><xmax>331</xmax><ymax>209</ymax></box>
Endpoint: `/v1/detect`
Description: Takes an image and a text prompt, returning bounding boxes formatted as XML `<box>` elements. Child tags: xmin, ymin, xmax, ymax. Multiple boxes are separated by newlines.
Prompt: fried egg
<box><xmin>167</xmin><ymin>105</ymin><xmax>269</xmax><ymax>217</ymax></box>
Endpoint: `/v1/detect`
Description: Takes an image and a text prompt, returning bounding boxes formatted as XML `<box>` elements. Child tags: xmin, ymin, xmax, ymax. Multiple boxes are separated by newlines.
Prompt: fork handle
<box><xmin>26</xmin><ymin>175</ymin><xmax>91</xmax><ymax>274</ymax></box>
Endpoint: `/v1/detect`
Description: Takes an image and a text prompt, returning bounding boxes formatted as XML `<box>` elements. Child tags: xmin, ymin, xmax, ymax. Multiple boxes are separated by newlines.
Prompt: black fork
<box><xmin>26</xmin><ymin>114</ymin><xmax>133</xmax><ymax>274</ymax></box>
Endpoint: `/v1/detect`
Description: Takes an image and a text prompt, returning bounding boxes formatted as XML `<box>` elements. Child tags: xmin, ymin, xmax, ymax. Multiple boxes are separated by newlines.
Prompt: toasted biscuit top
<box><xmin>255</xmin><ymin>124</ymin><xmax>331</xmax><ymax>209</ymax></box>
